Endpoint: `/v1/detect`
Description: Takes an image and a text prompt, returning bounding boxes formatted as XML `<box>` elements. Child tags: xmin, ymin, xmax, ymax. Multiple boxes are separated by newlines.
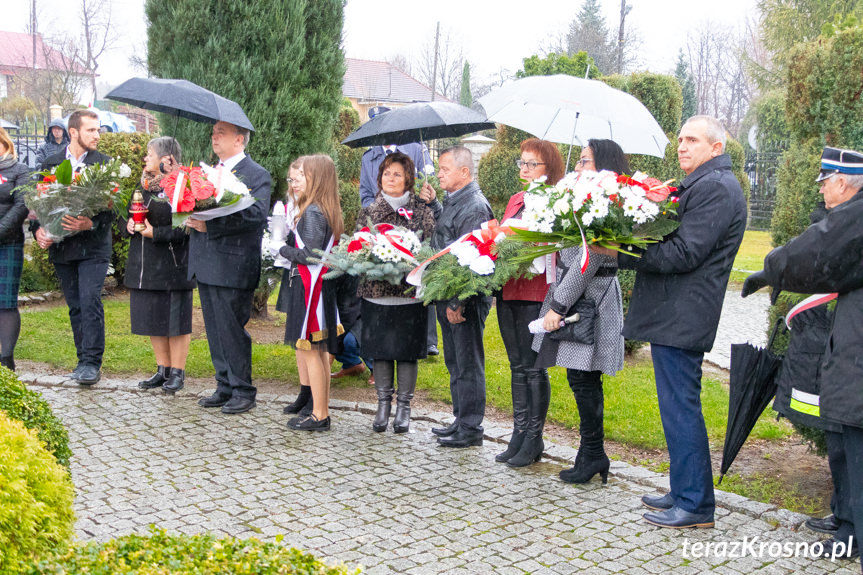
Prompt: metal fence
<box><xmin>744</xmin><ymin>148</ymin><xmax>785</xmax><ymax>231</ymax></box>
<box><xmin>9</xmin><ymin>131</ymin><xmax>46</xmax><ymax>170</ymax></box>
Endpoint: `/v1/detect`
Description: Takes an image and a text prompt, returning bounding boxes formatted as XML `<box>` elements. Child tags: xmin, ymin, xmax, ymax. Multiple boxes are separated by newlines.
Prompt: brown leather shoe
<box><xmin>331</xmin><ymin>363</ymin><xmax>367</xmax><ymax>378</ymax></box>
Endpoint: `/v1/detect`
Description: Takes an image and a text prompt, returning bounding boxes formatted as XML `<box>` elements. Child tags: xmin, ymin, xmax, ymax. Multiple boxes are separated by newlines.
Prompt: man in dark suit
<box><xmin>620</xmin><ymin>115</ymin><xmax>747</xmax><ymax>529</ymax></box>
<box><xmin>186</xmin><ymin>121</ymin><xmax>271</xmax><ymax>414</ymax></box>
<box><xmin>35</xmin><ymin>109</ymin><xmax>112</xmax><ymax>385</ymax></box>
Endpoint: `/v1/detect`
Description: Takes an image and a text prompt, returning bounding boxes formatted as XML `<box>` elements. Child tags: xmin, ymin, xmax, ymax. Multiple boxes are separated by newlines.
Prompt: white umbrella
<box><xmin>476</xmin><ymin>74</ymin><xmax>670</xmax><ymax>161</ymax></box>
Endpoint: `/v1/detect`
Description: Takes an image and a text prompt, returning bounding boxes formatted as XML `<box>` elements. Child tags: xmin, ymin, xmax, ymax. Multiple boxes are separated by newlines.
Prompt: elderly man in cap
<box><xmin>621</xmin><ymin>115</ymin><xmax>747</xmax><ymax>529</ymax></box>
<box><xmin>187</xmin><ymin>121</ymin><xmax>271</xmax><ymax>415</ymax></box>
<box><xmin>357</xmin><ymin>105</ymin><xmax>441</xmax><ymax>358</ymax></box>
<box><xmin>744</xmin><ymin>146</ymin><xmax>863</xmax><ymax>564</ymax></box>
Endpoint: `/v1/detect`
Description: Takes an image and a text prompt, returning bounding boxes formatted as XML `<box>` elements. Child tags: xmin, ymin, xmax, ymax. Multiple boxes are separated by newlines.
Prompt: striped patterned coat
<box><xmin>532</xmin><ymin>249</ymin><xmax>624</xmax><ymax>376</ymax></box>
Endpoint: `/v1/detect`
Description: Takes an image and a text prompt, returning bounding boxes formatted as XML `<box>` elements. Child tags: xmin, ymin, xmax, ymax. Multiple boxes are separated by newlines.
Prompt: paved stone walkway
<box><xmin>22</xmin><ymin>372</ymin><xmax>858</xmax><ymax>574</ymax></box>
<box><xmin>706</xmin><ymin>290</ymin><xmax>772</xmax><ymax>370</ymax></box>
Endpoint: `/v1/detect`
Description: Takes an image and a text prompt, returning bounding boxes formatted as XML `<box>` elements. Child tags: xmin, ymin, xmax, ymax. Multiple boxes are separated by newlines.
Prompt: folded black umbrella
<box><xmin>341</xmin><ymin>101</ymin><xmax>494</xmax><ymax>148</ymax></box>
<box><xmin>718</xmin><ymin>318</ymin><xmax>785</xmax><ymax>484</ymax></box>
<box><xmin>105</xmin><ymin>77</ymin><xmax>254</xmax><ymax>131</ymax></box>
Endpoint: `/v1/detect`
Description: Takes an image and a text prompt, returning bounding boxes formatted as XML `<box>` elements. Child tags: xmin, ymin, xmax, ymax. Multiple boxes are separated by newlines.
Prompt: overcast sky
<box><xmin>5</xmin><ymin>0</ymin><xmax>758</xmax><ymax>89</ymax></box>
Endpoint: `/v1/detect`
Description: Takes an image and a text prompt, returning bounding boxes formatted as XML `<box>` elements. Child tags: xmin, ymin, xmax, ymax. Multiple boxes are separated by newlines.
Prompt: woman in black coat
<box><xmin>122</xmin><ymin>137</ymin><xmax>195</xmax><ymax>392</ymax></box>
<box><xmin>0</xmin><ymin>127</ymin><xmax>31</xmax><ymax>371</ymax></box>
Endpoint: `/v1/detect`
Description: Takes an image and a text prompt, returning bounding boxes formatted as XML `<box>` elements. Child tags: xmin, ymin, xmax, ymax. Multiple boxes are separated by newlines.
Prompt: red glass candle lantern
<box><xmin>129</xmin><ymin>190</ymin><xmax>148</xmax><ymax>232</ymax></box>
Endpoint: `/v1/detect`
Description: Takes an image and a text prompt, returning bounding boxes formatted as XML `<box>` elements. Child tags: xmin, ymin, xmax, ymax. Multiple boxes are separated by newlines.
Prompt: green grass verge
<box><xmin>18</xmin><ymin>299</ymin><xmax>790</xmax><ymax>451</ymax></box>
<box><xmin>729</xmin><ymin>230</ymin><xmax>773</xmax><ymax>284</ymax></box>
<box><xmin>716</xmin><ymin>472</ymin><xmax>823</xmax><ymax>516</ymax></box>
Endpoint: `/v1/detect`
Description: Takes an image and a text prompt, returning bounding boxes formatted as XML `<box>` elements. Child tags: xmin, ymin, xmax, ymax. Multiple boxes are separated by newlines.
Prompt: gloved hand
<box><xmin>268</xmin><ymin>240</ymin><xmax>286</xmax><ymax>258</ymax></box>
<box><xmin>741</xmin><ymin>270</ymin><xmax>770</xmax><ymax>298</ymax></box>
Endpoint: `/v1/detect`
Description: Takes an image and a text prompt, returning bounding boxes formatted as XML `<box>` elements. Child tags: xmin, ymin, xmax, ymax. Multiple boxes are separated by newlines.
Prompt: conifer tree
<box><xmin>145</xmin><ymin>0</ymin><xmax>345</xmax><ymax>187</ymax></box>
<box><xmin>674</xmin><ymin>49</ymin><xmax>697</xmax><ymax>122</ymax></box>
<box><xmin>459</xmin><ymin>62</ymin><xmax>472</xmax><ymax>108</ymax></box>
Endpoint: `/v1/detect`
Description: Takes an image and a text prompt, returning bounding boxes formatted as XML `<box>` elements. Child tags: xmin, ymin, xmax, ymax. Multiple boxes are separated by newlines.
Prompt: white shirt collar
<box><xmin>218</xmin><ymin>151</ymin><xmax>246</xmax><ymax>172</ymax></box>
<box><xmin>65</xmin><ymin>146</ymin><xmax>88</xmax><ymax>172</ymax></box>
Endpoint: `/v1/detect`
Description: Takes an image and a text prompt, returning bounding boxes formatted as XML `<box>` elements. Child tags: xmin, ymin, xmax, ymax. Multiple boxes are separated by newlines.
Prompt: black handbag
<box><xmin>547</xmin><ymin>273</ymin><xmax>615</xmax><ymax>345</ymax></box>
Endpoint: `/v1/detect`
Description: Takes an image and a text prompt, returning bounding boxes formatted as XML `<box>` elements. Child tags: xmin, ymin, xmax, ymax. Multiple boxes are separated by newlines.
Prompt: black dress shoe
<box><xmin>221</xmin><ymin>396</ymin><xmax>256</xmax><ymax>414</ymax></box>
<box><xmin>288</xmin><ymin>414</ymin><xmax>331</xmax><ymax>431</ymax></box>
<box><xmin>819</xmin><ymin>538</ymin><xmax>859</xmax><ymax>560</ymax></box>
<box><xmin>437</xmin><ymin>429</ymin><xmax>483</xmax><ymax>448</ymax></box>
<box><xmin>427</xmin><ymin>345</ymin><xmax>439</xmax><ymax>356</ymax></box>
<box><xmin>805</xmin><ymin>514</ymin><xmax>839</xmax><ymax>534</ymax></box>
<box><xmin>431</xmin><ymin>421</ymin><xmax>458</xmax><ymax>437</ymax></box>
<box><xmin>76</xmin><ymin>365</ymin><xmax>101</xmax><ymax>386</ymax></box>
<box><xmin>65</xmin><ymin>365</ymin><xmax>84</xmax><ymax>379</ymax></box>
<box><xmin>198</xmin><ymin>392</ymin><xmax>232</xmax><ymax>408</ymax></box>
<box><xmin>643</xmin><ymin>506</ymin><xmax>714</xmax><ymax>529</ymax></box>
<box><xmin>641</xmin><ymin>492</ymin><xmax>675</xmax><ymax>511</ymax></box>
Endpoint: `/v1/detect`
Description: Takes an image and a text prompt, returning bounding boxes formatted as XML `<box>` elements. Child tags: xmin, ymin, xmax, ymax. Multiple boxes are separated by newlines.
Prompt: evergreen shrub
<box><xmin>0</xmin><ymin>368</ymin><xmax>71</xmax><ymax>468</ymax></box>
<box><xmin>19</xmin><ymin>242</ymin><xmax>59</xmax><ymax>292</ymax></box>
<box><xmin>0</xmin><ymin>412</ymin><xmax>75</xmax><ymax>575</ymax></box>
<box><xmin>32</xmin><ymin>528</ymin><xmax>358</xmax><ymax>575</ymax></box>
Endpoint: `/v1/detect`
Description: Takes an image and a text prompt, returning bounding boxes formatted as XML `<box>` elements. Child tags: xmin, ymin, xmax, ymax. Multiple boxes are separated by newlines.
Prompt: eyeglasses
<box><xmin>576</xmin><ymin>158</ymin><xmax>594</xmax><ymax>167</ymax></box>
<box><xmin>516</xmin><ymin>160</ymin><xmax>546</xmax><ymax>170</ymax></box>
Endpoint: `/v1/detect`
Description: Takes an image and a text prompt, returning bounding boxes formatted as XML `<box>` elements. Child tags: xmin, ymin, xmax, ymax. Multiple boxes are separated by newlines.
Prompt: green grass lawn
<box><xmin>729</xmin><ymin>230</ymin><xmax>773</xmax><ymax>284</ymax></box>
<box><xmin>18</xmin><ymin>299</ymin><xmax>790</xmax><ymax>452</ymax></box>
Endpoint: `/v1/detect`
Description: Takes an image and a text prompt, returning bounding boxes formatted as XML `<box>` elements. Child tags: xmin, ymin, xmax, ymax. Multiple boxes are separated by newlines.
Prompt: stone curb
<box><xmin>19</xmin><ymin>370</ymin><xmax>810</xmax><ymax>532</ymax></box>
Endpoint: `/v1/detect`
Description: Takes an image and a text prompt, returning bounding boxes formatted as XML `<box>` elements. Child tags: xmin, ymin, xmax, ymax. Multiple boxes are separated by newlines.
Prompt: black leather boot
<box><xmin>507</xmin><ymin>369</ymin><xmax>550</xmax><ymax>467</ymax></box>
<box><xmin>560</xmin><ymin>370</ymin><xmax>610</xmax><ymax>484</ymax></box>
<box><xmin>373</xmin><ymin>360</ymin><xmax>395</xmax><ymax>432</ymax></box>
<box><xmin>393</xmin><ymin>361</ymin><xmax>417</xmax><ymax>433</ymax></box>
<box><xmin>283</xmin><ymin>385</ymin><xmax>311</xmax><ymax>414</ymax></box>
<box><xmin>496</xmin><ymin>370</ymin><xmax>529</xmax><ymax>462</ymax></box>
<box><xmin>139</xmin><ymin>365</ymin><xmax>169</xmax><ymax>389</ymax></box>
<box><xmin>0</xmin><ymin>355</ymin><xmax>15</xmax><ymax>372</ymax></box>
<box><xmin>163</xmin><ymin>368</ymin><xmax>185</xmax><ymax>394</ymax></box>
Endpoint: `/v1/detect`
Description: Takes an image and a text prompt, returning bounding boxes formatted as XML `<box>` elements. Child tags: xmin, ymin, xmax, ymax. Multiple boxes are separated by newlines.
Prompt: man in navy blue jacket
<box><xmin>620</xmin><ymin>115</ymin><xmax>747</xmax><ymax>529</ymax></box>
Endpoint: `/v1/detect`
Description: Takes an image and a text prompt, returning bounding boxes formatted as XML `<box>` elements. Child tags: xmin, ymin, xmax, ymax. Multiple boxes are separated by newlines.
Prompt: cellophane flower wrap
<box><xmin>318</xmin><ymin>222</ymin><xmax>433</xmax><ymax>285</ymax></box>
<box><xmin>25</xmin><ymin>158</ymin><xmax>132</xmax><ymax>241</ymax></box>
<box><xmin>157</xmin><ymin>162</ymin><xmax>252</xmax><ymax>227</ymax></box>
<box><xmin>512</xmin><ymin>170</ymin><xmax>680</xmax><ymax>259</ymax></box>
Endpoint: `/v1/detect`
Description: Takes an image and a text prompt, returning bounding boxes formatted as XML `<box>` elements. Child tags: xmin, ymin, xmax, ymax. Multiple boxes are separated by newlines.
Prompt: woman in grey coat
<box><xmin>533</xmin><ymin>139</ymin><xmax>628</xmax><ymax>484</ymax></box>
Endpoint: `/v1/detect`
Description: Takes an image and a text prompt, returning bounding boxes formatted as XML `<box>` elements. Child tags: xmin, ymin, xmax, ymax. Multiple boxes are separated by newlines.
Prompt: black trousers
<box><xmin>826</xmin><ymin>430</ymin><xmax>853</xmax><ymax>537</ymax></box>
<box><xmin>839</xmin><ymin>426</ymin><xmax>863</xmax><ymax>565</ymax></box>
<box><xmin>54</xmin><ymin>257</ymin><xmax>109</xmax><ymax>368</ymax></box>
<box><xmin>198</xmin><ymin>282</ymin><xmax>256</xmax><ymax>400</ymax></box>
<box><xmin>436</xmin><ymin>296</ymin><xmax>491</xmax><ymax>432</ymax></box>
<box><xmin>427</xmin><ymin>306</ymin><xmax>438</xmax><ymax>348</ymax></box>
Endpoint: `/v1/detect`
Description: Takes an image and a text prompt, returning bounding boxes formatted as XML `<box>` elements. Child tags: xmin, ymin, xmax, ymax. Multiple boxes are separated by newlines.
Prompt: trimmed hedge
<box><xmin>0</xmin><ymin>412</ymin><xmax>75</xmax><ymax>575</ymax></box>
<box><xmin>32</xmin><ymin>528</ymin><xmax>359</xmax><ymax>575</ymax></box>
<box><xmin>0</xmin><ymin>368</ymin><xmax>71</xmax><ymax>468</ymax></box>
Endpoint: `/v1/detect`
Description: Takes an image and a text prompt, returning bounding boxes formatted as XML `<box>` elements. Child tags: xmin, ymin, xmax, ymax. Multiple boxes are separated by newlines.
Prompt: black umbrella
<box><xmin>104</xmin><ymin>77</ymin><xmax>254</xmax><ymax>131</ymax></box>
<box><xmin>341</xmin><ymin>101</ymin><xmax>494</xmax><ymax>148</ymax></box>
<box><xmin>718</xmin><ymin>318</ymin><xmax>785</xmax><ymax>484</ymax></box>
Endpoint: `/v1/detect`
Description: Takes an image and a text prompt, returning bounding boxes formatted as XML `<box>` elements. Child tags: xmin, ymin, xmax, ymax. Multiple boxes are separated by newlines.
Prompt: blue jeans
<box><xmin>651</xmin><ymin>343</ymin><xmax>715</xmax><ymax>515</ymax></box>
<box><xmin>335</xmin><ymin>331</ymin><xmax>372</xmax><ymax>371</ymax></box>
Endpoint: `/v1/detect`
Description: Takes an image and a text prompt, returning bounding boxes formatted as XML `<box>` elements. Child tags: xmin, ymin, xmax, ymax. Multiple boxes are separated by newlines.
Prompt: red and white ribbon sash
<box><xmin>296</xmin><ymin>230</ymin><xmax>337</xmax><ymax>340</ymax></box>
<box><xmin>785</xmin><ymin>292</ymin><xmax>838</xmax><ymax>329</ymax></box>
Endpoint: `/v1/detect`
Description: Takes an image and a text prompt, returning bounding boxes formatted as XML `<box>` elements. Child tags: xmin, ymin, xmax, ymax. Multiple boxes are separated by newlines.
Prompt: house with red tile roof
<box><xmin>343</xmin><ymin>58</ymin><xmax>450</xmax><ymax>123</ymax></box>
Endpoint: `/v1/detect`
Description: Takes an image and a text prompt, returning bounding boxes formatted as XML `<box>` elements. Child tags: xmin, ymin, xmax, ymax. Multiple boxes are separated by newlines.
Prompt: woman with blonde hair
<box><xmin>277</xmin><ymin>154</ymin><xmax>344</xmax><ymax>431</ymax></box>
<box><xmin>0</xmin><ymin>127</ymin><xmax>30</xmax><ymax>371</ymax></box>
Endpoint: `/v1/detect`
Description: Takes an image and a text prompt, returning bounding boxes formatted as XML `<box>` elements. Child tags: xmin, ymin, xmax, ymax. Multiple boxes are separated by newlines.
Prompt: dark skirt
<box><xmin>0</xmin><ymin>244</ymin><xmax>23</xmax><ymax>309</ymax></box>
<box><xmin>279</xmin><ymin>268</ymin><xmax>341</xmax><ymax>352</ymax></box>
<box><xmin>361</xmin><ymin>299</ymin><xmax>428</xmax><ymax>361</ymax></box>
<box><xmin>130</xmin><ymin>288</ymin><xmax>193</xmax><ymax>336</ymax></box>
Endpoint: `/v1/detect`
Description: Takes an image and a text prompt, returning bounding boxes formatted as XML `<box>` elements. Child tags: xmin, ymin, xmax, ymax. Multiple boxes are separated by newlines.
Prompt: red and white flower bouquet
<box><xmin>158</xmin><ymin>162</ymin><xmax>254</xmax><ymax>226</ymax></box>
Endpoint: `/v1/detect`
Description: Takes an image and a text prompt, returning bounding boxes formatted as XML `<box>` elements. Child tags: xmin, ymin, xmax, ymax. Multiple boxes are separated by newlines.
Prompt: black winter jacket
<box><xmin>619</xmin><ymin>155</ymin><xmax>747</xmax><ymax>352</ymax></box>
<box><xmin>0</xmin><ymin>159</ymin><xmax>30</xmax><ymax>245</ymax></box>
<box><xmin>120</xmin><ymin>188</ymin><xmax>195</xmax><ymax>291</ymax></box>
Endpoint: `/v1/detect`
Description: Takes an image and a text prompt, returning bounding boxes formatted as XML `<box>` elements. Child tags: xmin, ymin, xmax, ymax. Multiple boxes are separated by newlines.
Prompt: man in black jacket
<box><xmin>620</xmin><ymin>116</ymin><xmax>747</xmax><ymax>529</ymax></box>
<box><xmin>187</xmin><ymin>121</ymin><xmax>271</xmax><ymax>415</ymax></box>
<box><xmin>421</xmin><ymin>146</ymin><xmax>494</xmax><ymax>448</ymax></box>
<box><xmin>744</xmin><ymin>146</ymin><xmax>863</xmax><ymax>563</ymax></box>
<box><xmin>35</xmin><ymin>109</ymin><xmax>112</xmax><ymax>385</ymax></box>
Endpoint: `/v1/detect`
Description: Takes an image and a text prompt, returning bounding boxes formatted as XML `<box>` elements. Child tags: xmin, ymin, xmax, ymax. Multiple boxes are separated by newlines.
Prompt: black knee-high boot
<box><xmin>373</xmin><ymin>360</ymin><xmax>395</xmax><ymax>432</ymax></box>
<box><xmin>284</xmin><ymin>385</ymin><xmax>311</xmax><ymax>414</ymax></box>
<box><xmin>507</xmin><ymin>369</ymin><xmax>550</xmax><ymax>467</ymax></box>
<box><xmin>0</xmin><ymin>355</ymin><xmax>15</xmax><ymax>371</ymax></box>
<box><xmin>393</xmin><ymin>361</ymin><xmax>417</xmax><ymax>433</ymax></box>
<box><xmin>560</xmin><ymin>369</ymin><xmax>609</xmax><ymax>484</ymax></box>
<box><xmin>496</xmin><ymin>370</ymin><xmax>530</xmax><ymax>462</ymax></box>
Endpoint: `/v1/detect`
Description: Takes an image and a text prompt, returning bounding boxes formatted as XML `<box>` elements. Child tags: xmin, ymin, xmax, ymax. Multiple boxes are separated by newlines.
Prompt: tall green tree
<box><xmin>459</xmin><ymin>62</ymin><xmax>472</xmax><ymax>108</ymax></box>
<box><xmin>145</xmin><ymin>0</ymin><xmax>345</xmax><ymax>190</ymax></box>
<box><xmin>517</xmin><ymin>52</ymin><xmax>600</xmax><ymax>79</ymax></box>
<box><xmin>673</xmin><ymin>49</ymin><xmax>697</xmax><ymax>122</ymax></box>
<box><xmin>566</xmin><ymin>0</ymin><xmax>614</xmax><ymax>74</ymax></box>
